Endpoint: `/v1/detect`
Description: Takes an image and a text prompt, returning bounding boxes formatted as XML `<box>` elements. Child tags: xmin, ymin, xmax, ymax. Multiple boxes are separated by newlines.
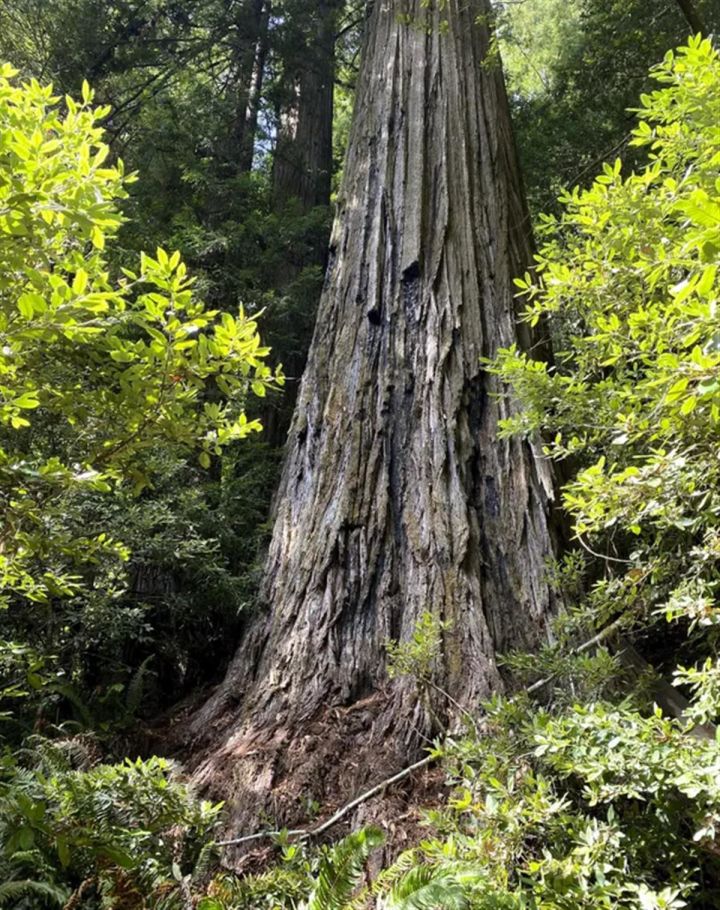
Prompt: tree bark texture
<box><xmin>189</xmin><ymin>0</ymin><xmax>559</xmax><ymax>839</ymax></box>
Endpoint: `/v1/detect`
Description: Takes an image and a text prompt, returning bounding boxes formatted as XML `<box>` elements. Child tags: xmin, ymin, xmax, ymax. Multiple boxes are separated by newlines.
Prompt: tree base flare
<box><xmin>181</xmin><ymin>689</ymin><xmax>455</xmax><ymax>865</ymax></box>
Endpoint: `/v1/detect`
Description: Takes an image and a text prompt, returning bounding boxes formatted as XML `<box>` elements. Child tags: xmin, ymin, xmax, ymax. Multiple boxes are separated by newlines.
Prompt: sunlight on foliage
<box><xmin>0</xmin><ymin>62</ymin><xmax>282</xmax><ymax>612</ymax></box>
<box><xmin>0</xmin><ymin>66</ymin><xmax>278</xmax><ymax>908</ymax></box>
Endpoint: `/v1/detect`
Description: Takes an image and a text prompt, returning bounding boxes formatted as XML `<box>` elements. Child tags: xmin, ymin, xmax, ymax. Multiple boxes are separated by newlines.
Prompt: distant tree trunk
<box><xmin>190</xmin><ymin>0</ymin><xmax>558</xmax><ymax>840</ymax></box>
<box><xmin>271</xmin><ymin>0</ymin><xmax>341</xmax><ymax>210</ymax></box>
<box><xmin>674</xmin><ymin>0</ymin><xmax>708</xmax><ymax>36</ymax></box>
<box><xmin>261</xmin><ymin>0</ymin><xmax>341</xmax><ymax>446</ymax></box>
<box><xmin>221</xmin><ymin>0</ymin><xmax>270</xmax><ymax>174</ymax></box>
<box><xmin>236</xmin><ymin>0</ymin><xmax>271</xmax><ymax>173</ymax></box>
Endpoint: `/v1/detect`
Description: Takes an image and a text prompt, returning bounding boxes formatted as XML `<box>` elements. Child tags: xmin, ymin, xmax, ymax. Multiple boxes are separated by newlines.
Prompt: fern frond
<box><xmin>192</xmin><ymin>839</ymin><xmax>219</xmax><ymax>880</ymax></box>
<box><xmin>346</xmin><ymin>847</ymin><xmax>429</xmax><ymax>910</ymax></box>
<box><xmin>0</xmin><ymin>879</ymin><xmax>67</xmax><ymax>907</ymax></box>
<box><xmin>213</xmin><ymin>867</ymin><xmax>309</xmax><ymax>908</ymax></box>
<box><xmin>30</xmin><ymin>734</ymin><xmax>96</xmax><ymax>772</ymax></box>
<box><xmin>306</xmin><ymin>826</ymin><xmax>385</xmax><ymax>910</ymax></box>
<box><xmin>46</xmin><ymin>682</ymin><xmax>94</xmax><ymax>728</ymax></box>
<box><xmin>126</xmin><ymin>655</ymin><xmax>154</xmax><ymax>717</ymax></box>
<box><xmin>382</xmin><ymin>865</ymin><xmax>469</xmax><ymax>910</ymax></box>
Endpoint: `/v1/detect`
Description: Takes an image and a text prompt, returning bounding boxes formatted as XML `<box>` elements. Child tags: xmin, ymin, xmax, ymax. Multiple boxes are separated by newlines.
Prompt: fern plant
<box><xmin>0</xmin><ymin>879</ymin><xmax>67</xmax><ymax>908</ymax></box>
<box><xmin>381</xmin><ymin>865</ymin><xmax>474</xmax><ymax>910</ymax></box>
<box><xmin>304</xmin><ymin>827</ymin><xmax>385</xmax><ymax>910</ymax></box>
<box><xmin>204</xmin><ymin>827</ymin><xmax>385</xmax><ymax>910</ymax></box>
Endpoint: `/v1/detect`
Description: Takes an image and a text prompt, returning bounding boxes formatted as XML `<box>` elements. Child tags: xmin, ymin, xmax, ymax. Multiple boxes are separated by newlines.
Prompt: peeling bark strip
<box><xmin>190</xmin><ymin>0</ymin><xmax>558</xmax><ymax>826</ymax></box>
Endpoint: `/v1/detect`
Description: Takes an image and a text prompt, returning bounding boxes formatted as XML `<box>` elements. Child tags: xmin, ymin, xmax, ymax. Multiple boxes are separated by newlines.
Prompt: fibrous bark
<box><xmin>189</xmin><ymin>0</ymin><xmax>558</xmax><ymax>840</ymax></box>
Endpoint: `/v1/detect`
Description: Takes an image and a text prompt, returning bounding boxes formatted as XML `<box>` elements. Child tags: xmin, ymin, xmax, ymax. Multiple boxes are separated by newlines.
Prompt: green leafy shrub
<box><xmin>492</xmin><ymin>32</ymin><xmax>720</xmax><ymax>733</ymax></box>
<box><xmin>464</xmin><ymin>33</ymin><xmax>720</xmax><ymax>909</ymax></box>
<box><xmin>0</xmin><ymin>740</ymin><xmax>221</xmax><ymax>907</ymax></box>
<box><xmin>0</xmin><ymin>63</ymin><xmax>283</xmax><ymax>729</ymax></box>
<box><xmin>0</xmin><ymin>64</ymin><xmax>284</xmax><ymax>909</ymax></box>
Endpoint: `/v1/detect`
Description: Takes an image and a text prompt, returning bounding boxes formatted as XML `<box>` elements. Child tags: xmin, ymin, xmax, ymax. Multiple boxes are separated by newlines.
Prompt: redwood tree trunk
<box><xmin>674</xmin><ymin>0</ymin><xmax>708</xmax><ymax>36</ymax></box>
<box><xmin>271</xmin><ymin>0</ymin><xmax>340</xmax><ymax>210</ymax></box>
<box><xmin>190</xmin><ymin>0</ymin><xmax>558</xmax><ymax>839</ymax></box>
<box><xmin>261</xmin><ymin>0</ymin><xmax>341</xmax><ymax>446</ymax></box>
<box><xmin>236</xmin><ymin>0</ymin><xmax>271</xmax><ymax>174</ymax></box>
<box><xmin>220</xmin><ymin>0</ymin><xmax>270</xmax><ymax>174</ymax></box>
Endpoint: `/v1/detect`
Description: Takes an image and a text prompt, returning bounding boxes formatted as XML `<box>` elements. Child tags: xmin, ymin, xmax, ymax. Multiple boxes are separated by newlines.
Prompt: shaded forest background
<box><xmin>2</xmin><ymin>0</ymin><xmax>720</xmax><ymax>907</ymax></box>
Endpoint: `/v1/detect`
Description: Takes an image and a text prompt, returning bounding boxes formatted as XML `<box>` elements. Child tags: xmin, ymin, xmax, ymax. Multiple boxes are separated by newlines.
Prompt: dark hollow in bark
<box><xmin>188</xmin><ymin>0</ymin><xmax>559</xmax><ymax>845</ymax></box>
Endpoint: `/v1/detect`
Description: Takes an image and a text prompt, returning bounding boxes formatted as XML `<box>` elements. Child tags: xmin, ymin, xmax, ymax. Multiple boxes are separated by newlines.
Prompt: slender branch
<box><xmin>216</xmin><ymin>620</ymin><xmax>626</xmax><ymax>850</ymax></box>
<box><xmin>216</xmin><ymin>827</ymin><xmax>307</xmax><ymax>849</ymax></box>
<box><xmin>335</xmin><ymin>13</ymin><xmax>364</xmax><ymax>40</ymax></box>
<box><xmin>311</xmin><ymin>755</ymin><xmax>436</xmax><ymax>838</ymax></box>
<box><xmin>566</xmin><ymin>132</ymin><xmax>633</xmax><ymax>190</ymax></box>
<box><xmin>525</xmin><ymin>615</ymin><xmax>627</xmax><ymax>695</ymax></box>
<box><xmin>217</xmin><ymin>612</ymin><xmax>713</xmax><ymax>852</ymax></box>
<box><xmin>574</xmin><ymin>533</ymin><xmax>633</xmax><ymax>566</ymax></box>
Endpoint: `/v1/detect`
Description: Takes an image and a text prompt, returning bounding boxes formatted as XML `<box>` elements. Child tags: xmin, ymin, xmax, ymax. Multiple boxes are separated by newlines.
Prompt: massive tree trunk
<box><xmin>189</xmin><ymin>0</ymin><xmax>558</xmax><ymax>843</ymax></box>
